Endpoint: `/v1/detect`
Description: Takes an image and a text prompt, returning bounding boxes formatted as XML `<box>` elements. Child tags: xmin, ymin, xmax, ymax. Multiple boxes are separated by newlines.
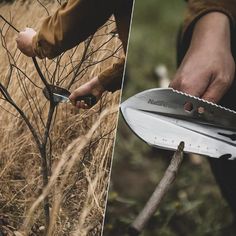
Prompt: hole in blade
<box><xmin>184</xmin><ymin>102</ymin><xmax>193</xmax><ymax>112</ymax></box>
<box><xmin>219</xmin><ymin>154</ymin><xmax>232</xmax><ymax>160</ymax></box>
<box><xmin>197</xmin><ymin>106</ymin><xmax>205</xmax><ymax>114</ymax></box>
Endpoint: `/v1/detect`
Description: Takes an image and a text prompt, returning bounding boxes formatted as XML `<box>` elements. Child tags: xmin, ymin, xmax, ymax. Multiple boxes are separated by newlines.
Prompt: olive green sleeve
<box><xmin>32</xmin><ymin>0</ymin><xmax>115</xmax><ymax>59</ymax></box>
<box><xmin>98</xmin><ymin>57</ymin><xmax>125</xmax><ymax>92</ymax></box>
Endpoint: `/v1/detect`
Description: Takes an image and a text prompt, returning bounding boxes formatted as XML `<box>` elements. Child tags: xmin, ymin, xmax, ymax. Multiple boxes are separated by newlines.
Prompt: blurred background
<box><xmin>103</xmin><ymin>1</ymin><xmax>234</xmax><ymax>236</ymax></box>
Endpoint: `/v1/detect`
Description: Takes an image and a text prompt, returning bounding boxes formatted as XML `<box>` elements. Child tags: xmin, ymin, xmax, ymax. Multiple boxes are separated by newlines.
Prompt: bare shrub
<box><xmin>0</xmin><ymin>1</ymin><xmax>122</xmax><ymax>235</ymax></box>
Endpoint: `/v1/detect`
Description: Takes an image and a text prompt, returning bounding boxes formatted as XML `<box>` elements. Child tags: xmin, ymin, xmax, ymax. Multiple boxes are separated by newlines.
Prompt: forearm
<box><xmin>171</xmin><ymin>10</ymin><xmax>235</xmax><ymax>103</ymax></box>
<box><xmin>189</xmin><ymin>12</ymin><xmax>231</xmax><ymax>52</ymax></box>
<box><xmin>182</xmin><ymin>0</ymin><xmax>236</xmax><ymax>50</ymax></box>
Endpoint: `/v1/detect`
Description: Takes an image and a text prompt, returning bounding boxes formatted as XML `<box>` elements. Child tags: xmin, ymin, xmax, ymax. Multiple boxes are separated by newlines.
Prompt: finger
<box><xmin>169</xmin><ymin>79</ymin><xmax>180</xmax><ymax>90</ymax></box>
<box><xmin>80</xmin><ymin>100</ymin><xmax>87</xmax><ymax>109</ymax></box>
<box><xmin>16</xmin><ymin>36</ymin><xmax>22</xmax><ymax>48</ymax></box>
<box><xmin>75</xmin><ymin>100</ymin><xmax>87</xmax><ymax>109</ymax></box>
<box><xmin>16</xmin><ymin>33</ymin><xmax>22</xmax><ymax>41</ymax></box>
<box><xmin>171</xmin><ymin>76</ymin><xmax>208</xmax><ymax>98</ymax></box>
<box><xmin>69</xmin><ymin>89</ymin><xmax>82</xmax><ymax>101</ymax></box>
<box><xmin>201</xmin><ymin>77</ymin><xmax>232</xmax><ymax>103</ymax></box>
<box><xmin>81</xmin><ymin>100</ymin><xmax>91</xmax><ymax>109</ymax></box>
<box><xmin>75</xmin><ymin>101</ymin><xmax>81</xmax><ymax>109</ymax></box>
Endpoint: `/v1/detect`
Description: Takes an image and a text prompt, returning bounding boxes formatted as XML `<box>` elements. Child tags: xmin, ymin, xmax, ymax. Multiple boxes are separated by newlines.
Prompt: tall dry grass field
<box><xmin>0</xmin><ymin>1</ymin><xmax>123</xmax><ymax>235</ymax></box>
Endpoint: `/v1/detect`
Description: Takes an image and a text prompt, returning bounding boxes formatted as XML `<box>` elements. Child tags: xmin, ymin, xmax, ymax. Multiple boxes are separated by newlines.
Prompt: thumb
<box><xmin>69</xmin><ymin>88</ymin><xmax>82</xmax><ymax>101</ymax></box>
<box><xmin>69</xmin><ymin>83</ymin><xmax>91</xmax><ymax>101</ymax></box>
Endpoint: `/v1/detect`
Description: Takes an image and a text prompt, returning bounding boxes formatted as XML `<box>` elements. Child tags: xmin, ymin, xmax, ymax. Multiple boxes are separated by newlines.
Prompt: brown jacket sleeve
<box><xmin>98</xmin><ymin>57</ymin><xmax>125</xmax><ymax>92</ymax></box>
<box><xmin>183</xmin><ymin>0</ymin><xmax>236</xmax><ymax>41</ymax></box>
<box><xmin>32</xmin><ymin>0</ymin><xmax>115</xmax><ymax>59</ymax></box>
<box><xmin>97</xmin><ymin>1</ymin><xmax>133</xmax><ymax>92</ymax></box>
<box><xmin>32</xmin><ymin>0</ymin><xmax>131</xmax><ymax>93</ymax></box>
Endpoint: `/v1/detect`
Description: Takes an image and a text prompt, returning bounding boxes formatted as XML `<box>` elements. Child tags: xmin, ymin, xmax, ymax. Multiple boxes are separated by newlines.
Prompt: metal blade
<box><xmin>42</xmin><ymin>85</ymin><xmax>71</xmax><ymax>104</ymax></box>
<box><xmin>122</xmin><ymin>88</ymin><xmax>236</xmax><ymax>131</ymax></box>
<box><xmin>52</xmin><ymin>93</ymin><xmax>70</xmax><ymax>103</ymax></box>
<box><xmin>121</xmin><ymin>88</ymin><xmax>236</xmax><ymax>160</ymax></box>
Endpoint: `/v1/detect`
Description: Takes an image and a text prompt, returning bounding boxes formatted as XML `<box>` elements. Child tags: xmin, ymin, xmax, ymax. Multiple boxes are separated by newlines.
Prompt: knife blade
<box><xmin>42</xmin><ymin>85</ymin><xmax>97</xmax><ymax>106</ymax></box>
<box><xmin>121</xmin><ymin>88</ymin><xmax>236</xmax><ymax>160</ymax></box>
<box><xmin>122</xmin><ymin>88</ymin><xmax>236</xmax><ymax>131</ymax></box>
<box><xmin>52</xmin><ymin>93</ymin><xmax>71</xmax><ymax>103</ymax></box>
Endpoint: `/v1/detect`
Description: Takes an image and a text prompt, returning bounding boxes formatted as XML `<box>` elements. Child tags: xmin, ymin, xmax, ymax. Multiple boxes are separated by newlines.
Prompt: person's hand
<box><xmin>16</xmin><ymin>27</ymin><xmax>37</xmax><ymax>57</ymax></box>
<box><xmin>170</xmin><ymin>12</ymin><xmax>235</xmax><ymax>103</ymax></box>
<box><xmin>69</xmin><ymin>76</ymin><xmax>105</xmax><ymax>109</ymax></box>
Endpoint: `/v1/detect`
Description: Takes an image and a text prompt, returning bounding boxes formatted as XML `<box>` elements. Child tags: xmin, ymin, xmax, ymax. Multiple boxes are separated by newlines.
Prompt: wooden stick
<box><xmin>129</xmin><ymin>142</ymin><xmax>185</xmax><ymax>235</ymax></box>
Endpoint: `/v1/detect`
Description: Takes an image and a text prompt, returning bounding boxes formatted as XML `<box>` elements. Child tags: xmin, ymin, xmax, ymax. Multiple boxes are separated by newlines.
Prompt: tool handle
<box><xmin>75</xmin><ymin>94</ymin><xmax>97</xmax><ymax>107</ymax></box>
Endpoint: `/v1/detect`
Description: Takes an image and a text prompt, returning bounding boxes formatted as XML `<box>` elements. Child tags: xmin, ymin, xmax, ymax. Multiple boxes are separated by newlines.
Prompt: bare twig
<box><xmin>1</xmin><ymin>5</ymin><xmax>121</xmax><ymax>234</ymax></box>
<box><xmin>129</xmin><ymin>142</ymin><xmax>185</xmax><ymax>235</ymax></box>
<box><xmin>36</xmin><ymin>0</ymin><xmax>50</xmax><ymax>16</ymax></box>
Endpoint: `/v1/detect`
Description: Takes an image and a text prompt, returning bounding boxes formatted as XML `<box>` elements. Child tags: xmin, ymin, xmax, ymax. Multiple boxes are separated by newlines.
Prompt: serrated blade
<box><xmin>122</xmin><ymin>88</ymin><xmax>236</xmax><ymax>131</ymax></box>
<box><xmin>121</xmin><ymin>88</ymin><xmax>236</xmax><ymax>160</ymax></box>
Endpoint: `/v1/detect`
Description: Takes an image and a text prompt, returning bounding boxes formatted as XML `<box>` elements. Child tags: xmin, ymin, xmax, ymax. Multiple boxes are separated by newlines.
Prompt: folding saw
<box><xmin>121</xmin><ymin>88</ymin><xmax>236</xmax><ymax>160</ymax></box>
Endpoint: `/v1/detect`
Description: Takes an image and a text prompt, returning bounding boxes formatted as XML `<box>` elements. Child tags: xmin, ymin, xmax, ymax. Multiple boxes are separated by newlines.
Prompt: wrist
<box><xmin>90</xmin><ymin>76</ymin><xmax>105</xmax><ymax>97</ymax></box>
<box><xmin>190</xmin><ymin>12</ymin><xmax>231</xmax><ymax>52</ymax></box>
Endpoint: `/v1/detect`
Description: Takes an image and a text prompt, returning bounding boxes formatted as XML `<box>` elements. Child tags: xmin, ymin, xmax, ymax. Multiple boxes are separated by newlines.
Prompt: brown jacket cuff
<box><xmin>182</xmin><ymin>2</ymin><xmax>236</xmax><ymax>49</ymax></box>
<box><xmin>32</xmin><ymin>32</ymin><xmax>60</xmax><ymax>59</ymax></box>
<box><xmin>32</xmin><ymin>34</ymin><xmax>43</xmax><ymax>59</ymax></box>
<box><xmin>98</xmin><ymin>57</ymin><xmax>125</xmax><ymax>93</ymax></box>
<box><xmin>184</xmin><ymin>8</ymin><xmax>234</xmax><ymax>34</ymax></box>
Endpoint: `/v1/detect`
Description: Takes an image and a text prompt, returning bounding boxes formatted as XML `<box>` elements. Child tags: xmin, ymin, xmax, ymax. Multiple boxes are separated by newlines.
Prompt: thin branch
<box><xmin>36</xmin><ymin>0</ymin><xmax>50</xmax><ymax>16</ymax></box>
<box><xmin>0</xmin><ymin>103</ymin><xmax>19</xmax><ymax>118</ymax></box>
<box><xmin>11</xmin><ymin>64</ymin><xmax>42</xmax><ymax>89</ymax></box>
<box><xmin>67</xmin><ymin>36</ymin><xmax>93</xmax><ymax>89</ymax></box>
<box><xmin>0</xmin><ymin>83</ymin><xmax>41</xmax><ymax>149</ymax></box>
<box><xmin>0</xmin><ymin>15</ymin><xmax>19</xmax><ymax>33</ymax></box>
<box><xmin>0</xmin><ymin>16</ymin><xmax>53</xmax><ymax>104</ymax></box>
<box><xmin>129</xmin><ymin>142</ymin><xmax>185</xmax><ymax>235</ymax></box>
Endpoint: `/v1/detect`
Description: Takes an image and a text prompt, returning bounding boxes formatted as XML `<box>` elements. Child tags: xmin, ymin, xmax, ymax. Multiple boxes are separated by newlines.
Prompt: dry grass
<box><xmin>0</xmin><ymin>1</ymin><xmax>122</xmax><ymax>235</ymax></box>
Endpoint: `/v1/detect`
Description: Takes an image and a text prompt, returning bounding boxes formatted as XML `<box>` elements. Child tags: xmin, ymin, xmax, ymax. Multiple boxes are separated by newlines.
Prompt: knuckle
<box><xmin>204</xmin><ymin>96</ymin><xmax>215</xmax><ymax>103</ymax></box>
<box><xmin>170</xmin><ymin>74</ymin><xmax>183</xmax><ymax>89</ymax></box>
<box><xmin>217</xmin><ymin>77</ymin><xmax>230</xmax><ymax>88</ymax></box>
<box><xmin>69</xmin><ymin>94</ymin><xmax>76</xmax><ymax>101</ymax></box>
<box><xmin>72</xmin><ymin>89</ymin><xmax>79</xmax><ymax>95</ymax></box>
<box><xmin>179</xmin><ymin>78</ymin><xmax>190</xmax><ymax>91</ymax></box>
<box><xmin>76</xmin><ymin>101</ymin><xmax>80</xmax><ymax>108</ymax></box>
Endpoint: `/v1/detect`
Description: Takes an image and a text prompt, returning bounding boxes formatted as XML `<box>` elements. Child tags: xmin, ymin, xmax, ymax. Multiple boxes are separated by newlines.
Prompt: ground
<box><xmin>103</xmin><ymin>1</ymin><xmax>235</xmax><ymax>236</ymax></box>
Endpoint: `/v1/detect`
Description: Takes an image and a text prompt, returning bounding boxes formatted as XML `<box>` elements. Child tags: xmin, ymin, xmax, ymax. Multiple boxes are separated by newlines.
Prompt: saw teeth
<box><xmin>171</xmin><ymin>88</ymin><xmax>236</xmax><ymax>114</ymax></box>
